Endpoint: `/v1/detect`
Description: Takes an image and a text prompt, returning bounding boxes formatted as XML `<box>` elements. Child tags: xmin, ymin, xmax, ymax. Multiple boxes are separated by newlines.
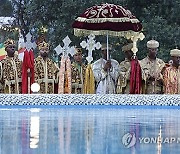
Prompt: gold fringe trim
<box><xmin>58</xmin><ymin>56</ymin><xmax>65</xmax><ymax>94</ymax></box>
<box><xmin>74</xmin><ymin>28</ymin><xmax>141</xmax><ymax>38</ymax></box>
<box><xmin>76</xmin><ymin>17</ymin><xmax>140</xmax><ymax>24</ymax></box>
<box><xmin>83</xmin><ymin>64</ymin><xmax>95</xmax><ymax>94</ymax></box>
<box><xmin>58</xmin><ymin>56</ymin><xmax>72</xmax><ymax>94</ymax></box>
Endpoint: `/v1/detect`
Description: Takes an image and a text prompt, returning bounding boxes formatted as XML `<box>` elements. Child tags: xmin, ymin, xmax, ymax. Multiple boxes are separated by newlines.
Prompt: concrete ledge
<box><xmin>0</xmin><ymin>94</ymin><xmax>179</xmax><ymax>106</ymax></box>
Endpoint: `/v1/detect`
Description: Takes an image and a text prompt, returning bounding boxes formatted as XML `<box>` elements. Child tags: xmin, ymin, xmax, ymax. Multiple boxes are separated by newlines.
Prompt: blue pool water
<box><xmin>0</xmin><ymin>107</ymin><xmax>180</xmax><ymax>154</ymax></box>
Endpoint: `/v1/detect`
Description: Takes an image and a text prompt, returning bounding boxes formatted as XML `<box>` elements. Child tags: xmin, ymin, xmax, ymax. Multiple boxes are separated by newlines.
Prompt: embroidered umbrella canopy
<box><xmin>72</xmin><ymin>3</ymin><xmax>145</xmax><ymax>58</ymax></box>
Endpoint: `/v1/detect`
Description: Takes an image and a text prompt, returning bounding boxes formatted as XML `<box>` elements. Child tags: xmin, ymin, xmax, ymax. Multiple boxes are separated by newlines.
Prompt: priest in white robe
<box><xmin>92</xmin><ymin>44</ymin><xmax>120</xmax><ymax>94</ymax></box>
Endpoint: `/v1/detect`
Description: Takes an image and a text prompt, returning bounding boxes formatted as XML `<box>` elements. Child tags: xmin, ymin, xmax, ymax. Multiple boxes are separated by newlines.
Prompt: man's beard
<box><xmin>41</xmin><ymin>52</ymin><xmax>48</xmax><ymax>57</ymax></box>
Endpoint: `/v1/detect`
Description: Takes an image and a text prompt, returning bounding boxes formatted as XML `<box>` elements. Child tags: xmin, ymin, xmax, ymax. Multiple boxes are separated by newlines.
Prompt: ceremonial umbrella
<box><xmin>72</xmin><ymin>3</ymin><xmax>145</xmax><ymax>59</ymax></box>
<box><xmin>72</xmin><ymin>3</ymin><xmax>144</xmax><ymax>94</ymax></box>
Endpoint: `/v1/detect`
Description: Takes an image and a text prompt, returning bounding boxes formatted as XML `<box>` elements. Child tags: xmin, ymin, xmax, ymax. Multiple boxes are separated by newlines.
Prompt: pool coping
<box><xmin>0</xmin><ymin>94</ymin><xmax>179</xmax><ymax>107</ymax></box>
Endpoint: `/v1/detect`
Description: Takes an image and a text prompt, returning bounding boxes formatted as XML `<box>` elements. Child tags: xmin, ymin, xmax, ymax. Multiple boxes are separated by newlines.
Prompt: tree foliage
<box><xmin>0</xmin><ymin>0</ymin><xmax>13</xmax><ymax>16</ymax></box>
<box><xmin>1</xmin><ymin>0</ymin><xmax>180</xmax><ymax>62</ymax></box>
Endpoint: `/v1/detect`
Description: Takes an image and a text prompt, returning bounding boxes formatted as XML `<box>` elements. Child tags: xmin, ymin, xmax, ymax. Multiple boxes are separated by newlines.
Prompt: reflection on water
<box><xmin>157</xmin><ymin>125</ymin><xmax>162</xmax><ymax>154</ymax></box>
<box><xmin>0</xmin><ymin>108</ymin><xmax>180</xmax><ymax>154</ymax></box>
<box><xmin>30</xmin><ymin>116</ymin><xmax>40</xmax><ymax>149</ymax></box>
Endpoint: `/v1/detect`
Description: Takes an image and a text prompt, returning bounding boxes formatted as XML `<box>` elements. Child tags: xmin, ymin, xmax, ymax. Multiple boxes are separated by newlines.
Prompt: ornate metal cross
<box><xmin>80</xmin><ymin>34</ymin><xmax>101</xmax><ymax>63</ymax></box>
<box><xmin>54</xmin><ymin>35</ymin><xmax>76</xmax><ymax>58</ymax></box>
<box><xmin>25</xmin><ymin>32</ymin><xmax>37</xmax><ymax>51</ymax></box>
<box><xmin>18</xmin><ymin>32</ymin><xmax>25</xmax><ymax>49</ymax></box>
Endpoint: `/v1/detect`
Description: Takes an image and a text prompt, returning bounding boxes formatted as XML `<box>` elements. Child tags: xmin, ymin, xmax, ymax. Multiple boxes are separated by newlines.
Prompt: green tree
<box><xmin>9</xmin><ymin>0</ymin><xmax>180</xmax><ymax>62</ymax></box>
<box><xmin>0</xmin><ymin>0</ymin><xmax>13</xmax><ymax>16</ymax></box>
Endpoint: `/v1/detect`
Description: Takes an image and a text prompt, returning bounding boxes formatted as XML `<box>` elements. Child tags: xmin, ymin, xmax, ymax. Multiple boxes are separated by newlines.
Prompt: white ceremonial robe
<box><xmin>92</xmin><ymin>58</ymin><xmax>120</xmax><ymax>94</ymax></box>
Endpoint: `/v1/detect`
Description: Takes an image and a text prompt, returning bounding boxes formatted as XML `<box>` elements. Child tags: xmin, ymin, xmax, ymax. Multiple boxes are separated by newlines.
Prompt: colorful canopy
<box><xmin>72</xmin><ymin>3</ymin><xmax>142</xmax><ymax>38</ymax></box>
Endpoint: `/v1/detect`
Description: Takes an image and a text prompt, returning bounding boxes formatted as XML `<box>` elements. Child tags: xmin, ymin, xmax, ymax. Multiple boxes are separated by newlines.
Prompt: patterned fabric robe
<box><xmin>163</xmin><ymin>65</ymin><xmax>180</xmax><ymax>94</ymax></box>
<box><xmin>117</xmin><ymin>58</ymin><xmax>131</xmax><ymax>94</ymax></box>
<box><xmin>140</xmin><ymin>57</ymin><xmax>165</xmax><ymax>94</ymax></box>
<box><xmin>0</xmin><ymin>55</ymin><xmax>22</xmax><ymax>94</ymax></box>
<box><xmin>92</xmin><ymin>58</ymin><xmax>120</xmax><ymax>94</ymax></box>
<box><xmin>34</xmin><ymin>56</ymin><xmax>59</xmax><ymax>94</ymax></box>
<box><xmin>71</xmin><ymin>62</ymin><xmax>86</xmax><ymax>94</ymax></box>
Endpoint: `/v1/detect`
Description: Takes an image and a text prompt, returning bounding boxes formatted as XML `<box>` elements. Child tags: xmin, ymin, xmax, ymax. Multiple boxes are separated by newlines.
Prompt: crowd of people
<box><xmin>0</xmin><ymin>38</ymin><xmax>179</xmax><ymax>94</ymax></box>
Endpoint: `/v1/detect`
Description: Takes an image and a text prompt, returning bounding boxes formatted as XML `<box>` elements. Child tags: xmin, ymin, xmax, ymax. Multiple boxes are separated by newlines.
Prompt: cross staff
<box><xmin>24</xmin><ymin>32</ymin><xmax>36</xmax><ymax>94</ymax></box>
<box><xmin>25</xmin><ymin>32</ymin><xmax>37</xmax><ymax>51</ymax></box>
<box><xmin>54</xmin><ymin>35</ymin><xmax>76</xmax><ymax>59</ymax></box>
<box><xmin>80</xmin><ymin>34</ymin><xmax>101</xmax><ymax>64</ymax></box>
<box><xmin>54</xmin><ymin>36</ymin><xmax>76</xmax><ymax>94</ymax></box>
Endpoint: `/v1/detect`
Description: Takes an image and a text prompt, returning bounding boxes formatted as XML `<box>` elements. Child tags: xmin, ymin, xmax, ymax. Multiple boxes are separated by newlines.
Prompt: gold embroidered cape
<box><xmin>0</xmin><ymin>55</ymin><xmax>22</xmax><ymax>94</ymax></box>
<box><xmin>117</xmin><ymin>58</ymin><xmax>131</xmax><ymax>94</ymax></box>
<box><xmin>140</xmin><ymin>57</ymin><xmax>165</xmax><ymax>94</ymax></box>
<box><xmin>34</xmin><ymin>56</ymin><xmax>59</xmax><ymax>93</ymax></box>
<box><xmin>163</xmin><ymin>66</ymin><xmax>180</xmax><ymax>94</ymax></box>
<box><xmin>71</xmin><ymin>62</ymin><xmax>86</xmax><ymax>94</ymax></box>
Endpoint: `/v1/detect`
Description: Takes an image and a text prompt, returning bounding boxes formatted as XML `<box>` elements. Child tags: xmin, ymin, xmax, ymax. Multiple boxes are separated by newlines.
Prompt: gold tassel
<box><xmin>83</xmin><ymin>64</ymin><xmax>95</xmax><ymax>94</ymax></box>
<box><xmin>64</xmin><ymin>70</ymin><xmax>69</xmax><ymax>94</ymax></box>
<box><xmin>76</xmin><ymin>17</ymin><xmax>140</xmax><ymax>24</ymax></box>
<box><xmin>74</xmin><ymin>28</ymin><xmax>139</xmax><ymax>37</ymax></box>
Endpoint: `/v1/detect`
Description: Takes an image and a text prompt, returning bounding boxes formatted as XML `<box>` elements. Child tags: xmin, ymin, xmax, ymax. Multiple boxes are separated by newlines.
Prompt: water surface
<box><xmin>0</xmin><ymin>107</ymin><xmax>179</xmax><ymax>154</ymax></box>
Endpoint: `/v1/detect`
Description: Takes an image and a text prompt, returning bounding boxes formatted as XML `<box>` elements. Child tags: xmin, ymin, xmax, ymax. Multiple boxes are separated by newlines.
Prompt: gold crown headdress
<box><xmin>38</xmin><ymin>41</ymin><xmax>50</xmax><ymax>50</ymax></box>
<box><xmin>4</xmin><ymin>39</ymin><xmax>15</xmax><ymax>48</ymax></box>
<box><xmin>75</xmin><ymin>48</ymin><xmax>82</xmax><ymax>54</ymax></box>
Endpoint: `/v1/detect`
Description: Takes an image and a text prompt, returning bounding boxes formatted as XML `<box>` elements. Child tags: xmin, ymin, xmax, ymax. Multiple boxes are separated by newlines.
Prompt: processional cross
<box><xmin>25</xmin><ymin>32</ymin><xmax>37</xmax><ymax>51</ymax></box>
<box><xmin>54</xmin><ymin>36</ymin><xmax>76</xmax><ymax>94</ymax></box>
<box><xmin>24</xmin><ymin>32</ymin><xmax>37</xmax><ymax>94</ymax></box>
<box><xmin>54</xmin><ymin>36</ymin><xmax>76</xmax><ymax>58</ymax></box>
<box><xmin>80</xmin><ymin>34</ymin><xmax>101</xmax><ymax>64</ymax></box>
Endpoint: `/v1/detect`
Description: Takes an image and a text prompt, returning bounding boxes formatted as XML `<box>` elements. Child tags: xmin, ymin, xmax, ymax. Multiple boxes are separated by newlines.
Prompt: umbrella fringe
<box><xmin>74</xmin><ymin>28</ymin><xmax>141</xmax><ymax>37</ymax></box>
<box><xmin>76</xmin><ymin>17</ymin><xmax>140</xmax><ymax>24</ymax></box>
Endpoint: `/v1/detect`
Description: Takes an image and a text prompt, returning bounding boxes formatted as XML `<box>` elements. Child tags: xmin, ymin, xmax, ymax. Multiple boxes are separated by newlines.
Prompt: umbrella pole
<box><xmin>106</xmin><ymin>32</ymin><xmax>109</xmax><ymax>60</ymax></box>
